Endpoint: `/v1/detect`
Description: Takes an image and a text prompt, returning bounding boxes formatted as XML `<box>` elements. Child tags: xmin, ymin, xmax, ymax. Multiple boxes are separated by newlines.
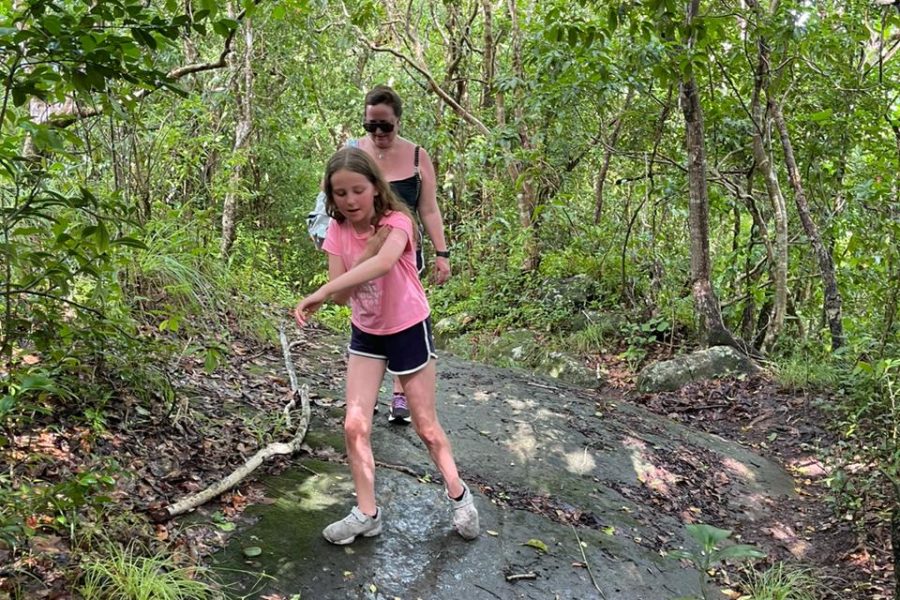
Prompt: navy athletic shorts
<box><xmin>348</xmin><ymin>318</ymin><xmax>437</xmax><ymax>375</ymax></box>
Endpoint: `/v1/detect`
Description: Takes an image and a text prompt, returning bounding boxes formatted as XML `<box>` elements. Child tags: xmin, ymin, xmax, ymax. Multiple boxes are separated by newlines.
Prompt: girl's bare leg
<box><xmin>398</xmin><ymin>359</ymin><xmax>464</xmax><ymax>498</ymax></box>
<box><xmin>344</xmin><ymin>354</ymin><xmax>385</xmax><ymax>515</ymax></box>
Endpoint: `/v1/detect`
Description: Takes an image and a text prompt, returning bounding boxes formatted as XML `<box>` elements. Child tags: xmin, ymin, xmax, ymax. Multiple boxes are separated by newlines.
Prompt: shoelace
<box><xmin>392</xmin><ymin>395</ymin><xmax>408</xmax><ymax>410</ymax></box>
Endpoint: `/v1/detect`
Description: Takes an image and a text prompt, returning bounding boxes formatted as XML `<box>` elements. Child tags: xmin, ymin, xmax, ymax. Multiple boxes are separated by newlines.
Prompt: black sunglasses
<box><xmin>362</xmin><ymin>121</ymin><xmax>395</xmax><ymax>134</ymax></box>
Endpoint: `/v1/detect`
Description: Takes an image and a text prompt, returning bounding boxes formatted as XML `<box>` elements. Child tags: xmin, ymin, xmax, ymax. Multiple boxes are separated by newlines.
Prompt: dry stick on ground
<box><xmin>572</xmin><ymin>524</ymin><xmax>607</xmax><ymax>599</ymax></box>
<box><xmin>161</xmin><ymin>323</ymin><xmax>311</xmax><ymax>520</ymax></box>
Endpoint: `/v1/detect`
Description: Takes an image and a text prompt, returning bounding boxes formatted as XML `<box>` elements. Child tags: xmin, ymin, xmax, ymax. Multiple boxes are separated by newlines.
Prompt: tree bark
<box><xmin>220</xmin><ymin>15</ymin><xmax>254</xmax><ymax>258</ymax></box>
<box><xmin>593</xmin><ymin>88</ymin><xmax>634</xmax><ymax>224</ymax></box>
<box><xmin>506</xmin><ymin>0</ymin><xmax>540</xmax><ymax>271</ymax></box>
<box><xmin>681</xmin><ymin>0</ymin><xmax>741</xmax><ymax>350</ymax></box>
<box><xmin>481</xmin><ymin>0</ymin><xmax>495</xmax><ymax>110</ymax></box>
<box><xmin>748</xmin><ymin>34</ymin><xmax>788</xmax><ymax>352</ymax></box>
<box><xmin>771</xmin><ymin>102</ymin><xmax>845</xmax><ymax>350</ymax></box>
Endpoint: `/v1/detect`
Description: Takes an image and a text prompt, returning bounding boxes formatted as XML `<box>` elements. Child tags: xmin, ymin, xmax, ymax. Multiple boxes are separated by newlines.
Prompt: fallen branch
<box><xmin>505</xmin><ymin>572</ymin><xmax>537</xmax><ymax>582</ymax></box>
<box><xmin>572</xmin><ymin>524</ymin><xmax>607</xmax><ymax>599</ymax></box>
<box><xmin>157</xmin><ymin>323</ymin><xmax>310</xmax><ymax>521</ymax></box>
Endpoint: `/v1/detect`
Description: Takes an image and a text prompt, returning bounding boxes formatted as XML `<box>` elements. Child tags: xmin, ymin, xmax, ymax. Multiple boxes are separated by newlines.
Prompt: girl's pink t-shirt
<box><xmin>322</xmin><ymin>211</ymin><xmax>430</xmax><ymax>335</ymax></box>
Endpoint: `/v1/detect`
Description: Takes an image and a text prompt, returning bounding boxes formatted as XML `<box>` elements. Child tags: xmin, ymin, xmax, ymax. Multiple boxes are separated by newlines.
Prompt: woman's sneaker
<box><xmin>322</xmin><ymin>506</ymin><xmax>382</xmax><ymax>545</ymax></box>
<box><xmin>388</xmin><ymin>393</ymin><xmax>411</xmax><ymax>424</ymax></box>
<box><xmin>448</xmin><ymin>482</ymin><xmax>480</xmax><ymax>540</ymax></box>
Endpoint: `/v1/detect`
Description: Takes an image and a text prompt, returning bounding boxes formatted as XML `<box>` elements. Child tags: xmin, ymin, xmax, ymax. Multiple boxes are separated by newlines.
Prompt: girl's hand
<box><xmin>358</xmin><ymin>225</ymin><xmax>391</xmax><ymax>263</ymax></box>
<box><xmin>293</xmin><ymin>290</ymin><xmax>328</xmax><ymax>327</ymax></box>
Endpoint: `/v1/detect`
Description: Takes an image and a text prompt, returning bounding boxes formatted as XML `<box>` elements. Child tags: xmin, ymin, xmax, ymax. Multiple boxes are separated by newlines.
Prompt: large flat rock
<box><xmin>214</xmin><ymin>354</ymin><xmax>794</xmax><ymax>599</ymax></box>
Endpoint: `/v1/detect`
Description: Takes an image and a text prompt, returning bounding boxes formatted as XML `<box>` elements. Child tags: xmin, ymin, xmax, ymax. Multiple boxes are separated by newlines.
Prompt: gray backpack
<box><xmin>306</xmin><ymin>140</ymin><xmax>359</xmax><ymax>250</ymax></box>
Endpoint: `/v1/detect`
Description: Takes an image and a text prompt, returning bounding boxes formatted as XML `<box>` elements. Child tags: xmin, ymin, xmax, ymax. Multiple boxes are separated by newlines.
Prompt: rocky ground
<box><xmin>1</xmin><ymin>324</ymin><xmax>893</xmax><ymax>599</ymax></box>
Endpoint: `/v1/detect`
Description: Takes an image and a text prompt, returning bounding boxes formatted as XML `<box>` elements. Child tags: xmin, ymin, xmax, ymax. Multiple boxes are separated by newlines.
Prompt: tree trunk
<box><xmin>681</xmin><ymin>0</ymin><xmax>741</xmax><ymax>350</ymax></box>
<box><xmin>220</xmin><ymin>15</ymin><xmax>254</xmax><ymax>258</ymax></box>
<box><xmin>593</xmin><ymin>88</ymin><xmax>634</xmax><ymax>224</ymax></box>
<box><xmin>506</xmin><ymin>0</ymin><xmax>540</xmax><ymax>271</ymax></box>
<box><xmin>771</xmin><ymin>102</ymin><xmax>845</xmax><ymax>350</ymax></box>
<box><xmin>748</xmin><ymin>37</ymin><xmax>788</xmax><ymax>352</ymax></box>
<box><xmin>481</xmin><ymin>0</ymin><xmax>495</xmax><ymax>109</ymax></box>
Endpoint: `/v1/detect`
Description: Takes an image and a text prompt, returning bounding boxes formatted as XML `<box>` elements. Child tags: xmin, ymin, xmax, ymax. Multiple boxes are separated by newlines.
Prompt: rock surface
<box><xmin>214</xmin><ymin>354</ymin><xmax>790</xmax><ymax>599</ymax></box>
<box><xmin>636</xmin><ymin>346</ymin><xmax>760</xmax><ymax>393</ymax></box>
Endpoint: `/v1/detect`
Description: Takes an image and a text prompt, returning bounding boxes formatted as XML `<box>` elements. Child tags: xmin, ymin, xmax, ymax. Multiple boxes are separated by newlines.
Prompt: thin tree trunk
<box><xmin>506</xmin><ymin>0</ymin><xmax>539</xmax><ymax>271</ymax></box>
<box><xmin>681</xmin><ymin>0</ymin><xmax>741</xmax><ymax>350</ymax></box>
<box><xmin>772</xmin><ymin>102</ymin><xmax>845</xmax><ymax>350</ymax></box>
<box><xmin>593</xmin><ymin>88</ymin><xmax>634</xmax><ymax>224</ymax></box>
<box><xmin>481</xmin><ymin>0</ymin><xmax>495</xmax><ymax>109</ymax></box>
<box><xmin>748</xmin><ymin>42</ymin><xmax>787</xmax><ymax>351</ymax></box>
<box><xmin>220</xmin><ymin>16</ymin><xmax>254</xmax><ymax>258</ymax></box>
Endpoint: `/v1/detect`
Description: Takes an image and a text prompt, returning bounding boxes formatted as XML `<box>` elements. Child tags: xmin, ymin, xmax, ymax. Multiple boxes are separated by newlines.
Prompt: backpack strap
<box><xmin>414</xmin><ymin>145</ymin><xmax>421</xmax><ymax>200</ymax></box>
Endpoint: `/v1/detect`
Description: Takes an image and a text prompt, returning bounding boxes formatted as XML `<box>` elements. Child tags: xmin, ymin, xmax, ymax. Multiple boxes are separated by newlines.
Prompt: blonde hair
<box><xmin>323</xmin><ymin>147</ymin><xmax>417</xmax><ymax>243</ymax></box>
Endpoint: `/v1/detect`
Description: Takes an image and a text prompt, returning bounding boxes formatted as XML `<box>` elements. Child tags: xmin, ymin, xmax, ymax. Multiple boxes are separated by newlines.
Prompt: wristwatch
<box><xmin>435</xmin><ymin>250</ymin><xmax>451</xmax><ymax>258</ymax></box>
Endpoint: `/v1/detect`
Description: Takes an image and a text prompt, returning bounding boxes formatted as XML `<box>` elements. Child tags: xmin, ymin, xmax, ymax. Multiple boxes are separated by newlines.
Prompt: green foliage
<box><xmin>668</xmin><ymin>523</ymin><xmax>766</xmax><ymax>600</ymax></box>
<box><xmin>740</xmin><ymin>562</ymin><xmax>823</xmax><ymax>600</ymax></box>
<box><xmin>773</xmin><ymin>352</ymin><xmax>843</xmax><ymax>392</ymax></box>
<box><xmin>0</xmin><ymin>466</ymin><xmax>116</xmax><ymax>551</ymax></box>
<box><xmin>79</xmin><ymin>542</ymin><xmax>215</xmax><ymax>600</ymax></box>
<box><xmin>823</xmin><ymin>357</ymin><xmax>900</xmax><ymax>527</ymax></box>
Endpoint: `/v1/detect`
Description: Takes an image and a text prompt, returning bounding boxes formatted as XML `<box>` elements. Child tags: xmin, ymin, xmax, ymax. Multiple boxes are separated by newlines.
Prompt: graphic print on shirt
<box><xmin>354</xmin><ymin>279</ymin><xmax>381</xmax><ymax>318</ymax></box>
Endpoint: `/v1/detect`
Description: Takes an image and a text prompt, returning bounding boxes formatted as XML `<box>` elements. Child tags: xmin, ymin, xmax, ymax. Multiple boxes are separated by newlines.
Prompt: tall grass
<box><xmin>79</xmin><ymin>542</ymin><xmax>216</xmax><ymax>600</ymax></box>
<box><xmin>740</xmin><ymin>563</ymin><xmax>824</xmax><ymax>600</ymax></box>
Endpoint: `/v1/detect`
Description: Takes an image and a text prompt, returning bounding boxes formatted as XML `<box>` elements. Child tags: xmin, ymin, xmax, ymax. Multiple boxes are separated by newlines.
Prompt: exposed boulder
<box><xmin>636</xmin><ymin>345</ymin><xmax>760</xmax><ymax>392</ymax></box>
<box><xmin>443</xmin><ymin>328</ymin><xmax>599</xmax><ymax>387</ymax></box>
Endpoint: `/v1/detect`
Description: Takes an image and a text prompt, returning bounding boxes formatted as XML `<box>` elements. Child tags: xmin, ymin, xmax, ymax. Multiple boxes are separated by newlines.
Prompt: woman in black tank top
<box><xmin>357</xmin><ymin>86</ymin><xmax>450</xmax><ymax>285</ymax></box>
<box><xmin>357</xmin><ymin>85</ymin><xmax>452</xmax><ymax>424</ymax></box>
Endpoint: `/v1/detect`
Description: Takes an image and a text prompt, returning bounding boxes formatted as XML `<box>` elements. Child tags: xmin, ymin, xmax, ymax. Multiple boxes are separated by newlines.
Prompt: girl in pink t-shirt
<box><xmin>294</xmin><ymin>148</ymin><xmax>479</xmax><ymax>545</ymax></box>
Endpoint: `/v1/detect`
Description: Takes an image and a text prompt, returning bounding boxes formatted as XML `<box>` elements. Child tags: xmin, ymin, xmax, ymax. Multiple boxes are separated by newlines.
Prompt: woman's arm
<box><xmin>416</xmin><ymin>147</ymin><xmax>451</xmax><ymax>284</ymax></box>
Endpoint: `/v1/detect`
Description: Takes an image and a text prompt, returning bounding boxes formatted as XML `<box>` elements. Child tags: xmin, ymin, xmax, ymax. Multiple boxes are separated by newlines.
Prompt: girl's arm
<box><xmin>416</xmin><ymin>147</ymin><xmax>451</xmax><ymax>284</ymax></box>
<box><xmin>294</xmin><ymin>226</ymin><xmax>408</xmax><ymax>325</ymax></box>
<box><xmin>327</xmin><ymin>225</ymin><xmax>392</xmax><ymax>305</ymax></box>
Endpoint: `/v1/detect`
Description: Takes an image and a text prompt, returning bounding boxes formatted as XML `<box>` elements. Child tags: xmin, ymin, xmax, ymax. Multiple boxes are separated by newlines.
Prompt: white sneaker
<box><xmin>448</xmin><ymin>482</ymin><xmax>480</xmax><ymax>540</ymax></box>
<box><xmin>322</xmin><ymin>506</ymin><xmax>382</xmax><ymax>545</ymax></box>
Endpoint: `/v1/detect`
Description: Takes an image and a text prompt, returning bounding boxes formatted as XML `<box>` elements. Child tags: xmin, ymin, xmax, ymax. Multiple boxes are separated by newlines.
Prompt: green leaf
<box><xmin>131</xmin><ymin>28</ymin><xmax>157</xmax><ymax>50</ymax></box>
<box><xmin>522</xmin><ymin>538</ymin><xmax>548</xmax><ymax>553</ymax></box>
<box><xmin>714</xmin><ymin>544</ymin><xmax>766</xmax><ymax>561</ymax></box>
<box><xmin>243</xmin><ymin>546</ymin><xmax>262</xmax><ymax>557</ymax></box>
<box><xmin>685</xmin><ymin>523</ymin><xmax>732</xmax><ymax>546</ymax></box>
<box><xmin>111</xmin><ymin>236</ymin><xmax>147</xmax><ymax>249</ymax></box>
<box><xmin>667</xmin><ymin>549</ymin><xmax>695</xmax><ymax>561</ymax></box>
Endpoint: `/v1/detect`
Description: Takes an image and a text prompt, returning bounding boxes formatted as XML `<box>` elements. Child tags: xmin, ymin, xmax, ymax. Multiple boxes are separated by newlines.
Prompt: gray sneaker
<box><xmin>322</xmin><ymin>506</ymin><xmax>382</xmax><ymax>545</ymax></box>
<box><xmin>449</xmin><ymin>482</ymin><xmax>479</xmax><ymax>540</ymax></box>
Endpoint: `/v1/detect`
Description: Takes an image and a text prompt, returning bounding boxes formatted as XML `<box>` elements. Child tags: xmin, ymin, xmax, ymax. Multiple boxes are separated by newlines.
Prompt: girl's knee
<box><xmin>344</xmin><ymin>415</ymin><xmax>372</xmax><ymax>442</ymax></box>
<box><xmin>414</xmin><ymin>422</ymin><xmax>445</xmax><ymax>448</ymax></box>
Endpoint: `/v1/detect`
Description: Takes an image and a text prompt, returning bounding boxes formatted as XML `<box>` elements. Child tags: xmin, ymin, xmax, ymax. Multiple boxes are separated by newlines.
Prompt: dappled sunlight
<box><xmin>740</xmin><ymin>491</ymin><xmax>774</xmax><ymax>515</ymax></box>
<box><xmin>624</xmin><ymin>437</ymin><xmax>680</xmax><ymax>496</ymax></box>
<box><xmin>562</xmin><ymin>446</ymin><xmax>596</xmax><ymax>476</ymax></box>
<box><xmin>505</xmin><ymin>422</ymin><xmax>538</xmax><ymax>463</ymax></box>
<box><xmin>472</xmin><ymin>389</ymin><xmax>493</xmax><ymax>403</ymax></box>
<box><xmin>787</xmin><ymin>456</ymin><xmax>829</xmax><ymax>478</ymax></box>
<box><xmin>506</xmin><ymin>397</ymin><xmax>539</xmax><ymax>412</ymax></box>
<box><xmin>721</xmin><ymin>457</ymin><xmax>757</xmax><ymax>483</ymax></box>
<box><xmin>622</xmin><ymin>435</ymin><xmax>647</xmax><ymax>451</ymax></box>
<box><xmin>763</xmin><ymin>521</ymin><xmax>811</xmax><ymax>558</ymax></box>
